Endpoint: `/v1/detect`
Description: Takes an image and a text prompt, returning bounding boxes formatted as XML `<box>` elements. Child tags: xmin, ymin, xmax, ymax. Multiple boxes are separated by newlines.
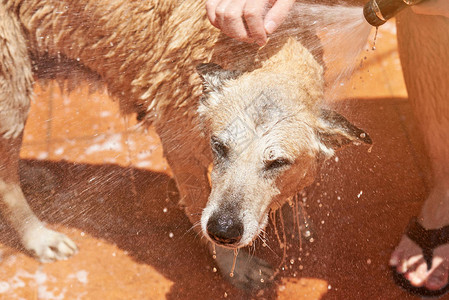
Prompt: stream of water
<box><xmin>280</xmin><ymin>3</ymin><xmax>376</xmax><ymax>99</ymax></box>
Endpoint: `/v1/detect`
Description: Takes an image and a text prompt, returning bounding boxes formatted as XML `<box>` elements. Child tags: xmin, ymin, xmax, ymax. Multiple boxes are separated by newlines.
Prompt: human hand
<box><xmin>206</xmin><ymin>0</ymin><xmax>296</xmax><ymax>46</ymax></box>
<box><xmin>411</xmin><ymin>0</ymin><xmax>449</xmax><ymax>18</ymax></box>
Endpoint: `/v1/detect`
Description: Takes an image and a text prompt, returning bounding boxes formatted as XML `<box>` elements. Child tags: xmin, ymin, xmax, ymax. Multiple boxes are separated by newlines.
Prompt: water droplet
<box><xmin>169</xmin><ymin>232</ymin><xmax>174</xmax><ymax>238</ymax></box>
<box><xmin>304</xmin><ymin>230</ymin><xmax>311</xmax><ymax>237</ymax></box>
<box><xmin>229</xmin><ymin>249</ymin><xmax>238</xmax><ymax>278</ymax></box>
<box><xmin>360</xmin><ymin>132</ymin><xmax>366</xmax><ymax>138</ymax></box>
<box><xmin>309</xmin><ymin>238</ymin><xmax>315</xmax><ymax>243</ymax></box>
<box><xmin>290</xmin><ymin>259</ymin><xmax>295</xmax><ymax>265</ymax></box>
<box><xmin>328</xmin><ymin>284</ymin><xmax>332</xmax><ymax>290</ymax></box>
<box><xmin>367</xmin><ymin>259</ymin><xmax>372</xmax><ymax>265</ymax></box>
<box><xmin>260</xmin><ymin>278</ymin><xmax>264</xmax><ymax>283</ymax></box>
<box><xmin>299</xmin><ymin>265</ymin><xmax>304</xmax><ymax>270</ymax></box>
<box><xmin>163</xmin><ymin>207</ymin><xmax>168</xmax><ymax>213</ymax></box>
<box><xmin>80</xmin><ymin>232</ymin><xmax>85</xmax><ymax>237</ymax></box>
<box><xmin>212</xmin><ymin>267</ymin><xmax>217</xmax><ymax>272</ymax></box>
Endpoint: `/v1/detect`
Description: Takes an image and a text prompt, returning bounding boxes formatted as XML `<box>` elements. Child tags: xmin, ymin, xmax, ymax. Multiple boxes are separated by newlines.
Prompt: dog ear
<box><xmin>196</xmin><ymin>63</ymin><xmax>241</xmax><ymax>93</ymax></box>
<box><xmin>315</xmin><ymin>108</ymin><xmax>372</xmax><ymax>157</ymax></box>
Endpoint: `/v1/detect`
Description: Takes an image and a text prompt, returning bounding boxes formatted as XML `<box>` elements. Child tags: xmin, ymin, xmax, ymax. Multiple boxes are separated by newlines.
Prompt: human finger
<box><xmin>264</xmin><ymin>0</ymin><xmax>296</xmax><ymax>34</ymax></box>
<box><xmin>216</xmin><ymin>0</ymin><xmax>252</xmax><ymax>42</ymax></box>
<box><xmin>206</xmin><ymin>0</ymin><xmax>222</xmax><ymax>27</ymax></box>
<box><xmin>243</xmin><ymin>0</ymin><xmax>270</xmax><ymax>45</ymax></box>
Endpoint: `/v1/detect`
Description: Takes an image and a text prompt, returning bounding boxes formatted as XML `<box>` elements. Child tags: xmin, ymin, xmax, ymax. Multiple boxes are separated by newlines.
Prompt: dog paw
<box><xmin>22</xmin><ymin>226</ymin><xmax>78</xmax><ymax>262</ymax></box>
<box><xmin>214</xmin><ymin>246</ymin><xmax>274</xmax><ymax>290</ymax></box>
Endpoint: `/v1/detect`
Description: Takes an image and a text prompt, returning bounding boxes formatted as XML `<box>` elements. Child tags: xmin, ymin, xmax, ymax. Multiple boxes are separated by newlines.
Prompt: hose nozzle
<box><xmin>363</xmin><ymin>0</ymin><xmax>427</xmax><ymax>26</ymax></box>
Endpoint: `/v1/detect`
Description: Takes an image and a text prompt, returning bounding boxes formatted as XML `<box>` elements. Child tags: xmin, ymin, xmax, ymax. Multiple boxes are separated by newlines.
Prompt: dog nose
<box><xmin>206</xmin><ymin>213</ymin><xmax>243</xmax><ymax>245</ymax></box>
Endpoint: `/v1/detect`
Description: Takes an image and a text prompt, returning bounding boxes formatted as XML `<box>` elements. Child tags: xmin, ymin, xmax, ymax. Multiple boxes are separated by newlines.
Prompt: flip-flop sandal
<box><xmin>391</xmin><ymin>216</ymin><xmax>449</xmax><ymax>297</ymax></box>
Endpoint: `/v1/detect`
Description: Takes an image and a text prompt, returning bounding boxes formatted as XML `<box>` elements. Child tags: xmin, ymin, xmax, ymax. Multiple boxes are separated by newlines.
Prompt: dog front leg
<box><xmin>0</xmin><ymin>8</ymin><xmax>77</xmax><ymax>261</ymax></box>
<box><xmin>0</xmin><ymin>136</ymin><xmax>78</xmax><ymax>262</ymax></box>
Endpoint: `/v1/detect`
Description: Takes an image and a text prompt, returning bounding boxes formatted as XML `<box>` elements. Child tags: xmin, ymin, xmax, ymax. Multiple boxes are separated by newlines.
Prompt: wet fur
<box><xmin>0</xmin><ymin>0</ymin><xmax>373</xmax><ymax>289</ymax></box>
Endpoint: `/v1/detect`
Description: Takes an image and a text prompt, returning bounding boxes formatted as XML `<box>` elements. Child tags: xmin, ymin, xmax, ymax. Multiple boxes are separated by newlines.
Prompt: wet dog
<box><xmin>0</xmin><ymin>0</ymin><xmax>370</xmax><ymax>290</ymax></box>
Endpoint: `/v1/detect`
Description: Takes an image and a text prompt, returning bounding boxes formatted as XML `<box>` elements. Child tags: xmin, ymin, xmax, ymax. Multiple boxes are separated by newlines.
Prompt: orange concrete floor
<box><xmin>0</xmin><ymin>21</ymin><xmax>436</xmax><ymax>299</ymax></box>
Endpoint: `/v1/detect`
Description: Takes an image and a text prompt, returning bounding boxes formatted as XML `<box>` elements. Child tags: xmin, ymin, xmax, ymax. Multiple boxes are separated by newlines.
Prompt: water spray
<box><xmin>363</xmin><ymin>0</ymin><xmax>429</xmax><ymax>26</ymax></box>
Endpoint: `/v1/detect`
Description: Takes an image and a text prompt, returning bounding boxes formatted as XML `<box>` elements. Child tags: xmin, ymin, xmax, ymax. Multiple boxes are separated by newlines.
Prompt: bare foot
<box><xmin>390</xmin><ymin>185</ymin><xmax>449</xmax><ymax>292</ymax></box>
<box><xmin>390</xmin><ymin>236</ymin><xmax>449</xmax><ymax>290</ymax></box>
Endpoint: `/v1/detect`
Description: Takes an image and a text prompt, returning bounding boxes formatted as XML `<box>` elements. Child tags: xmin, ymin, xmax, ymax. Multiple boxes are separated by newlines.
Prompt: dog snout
<box><xmin>206</xmin><ymin>213</ymin><xmax>243</xmax><ymax>246</ymax></box>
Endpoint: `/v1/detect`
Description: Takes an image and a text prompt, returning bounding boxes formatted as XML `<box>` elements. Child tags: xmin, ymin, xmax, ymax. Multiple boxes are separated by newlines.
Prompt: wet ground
<box><xmin>0</xmin><ymin>22</ymin><xmax>436</xmax><ymax>299</ymax></box>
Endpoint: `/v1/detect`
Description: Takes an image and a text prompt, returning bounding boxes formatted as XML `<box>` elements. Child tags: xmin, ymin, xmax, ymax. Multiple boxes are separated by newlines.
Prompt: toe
<box><xmin>397</xmin><ymin>255</ymin><xmax>423</xmax><ymax>274</ymax></box>
<box><xmin>426</xmin><ymin>261</ymin><xmax>449</xmax><ymax>291</ymax></box>
<box><xmin>390</xmin><ymin>240</ymin><xmax>406</xmax><ymax>267</ymax></box>
<box><xmin>389</xmin><ymin>252</ymin><xmax>401</xmax><ymax>267</ymax></box>
<box><xmin>54</xmin><ymin>239</ymin><xmax>78</xmax><ymax>260</ymax></box>
<box><xmin>41</xmin><ymin>247</ymin><xmax>57</xmax><ymax>263</ymax></box>
<box><xmin>65</xmin><ymin>236</ymin><xmax>79</xmax><ymax>253</ymax></box>
<box><xmin>60</xmin><ymin>235</ymin><xmax>79</xmax><ymax>255</ymax></box>
<box><xmin>426</xmin><ymin>272</ymin><xmax>448</xmax><ymax>291</ymax></box>
<box><xmin>404</xmin><ymin>261</ymin><xmax>428</xmax><ymax>287</ymax></box>
<box><xmin>405</xmin><ymin>272</ymin><xmax>425</xmax><ymax>287</ymax></box>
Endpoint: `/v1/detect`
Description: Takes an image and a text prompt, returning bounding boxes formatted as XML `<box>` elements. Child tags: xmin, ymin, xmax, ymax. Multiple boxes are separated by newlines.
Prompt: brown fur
<box><xmin>0</xmin><ymin>0</ymin><xmax>374</xmax><ymax>290</ymax></box>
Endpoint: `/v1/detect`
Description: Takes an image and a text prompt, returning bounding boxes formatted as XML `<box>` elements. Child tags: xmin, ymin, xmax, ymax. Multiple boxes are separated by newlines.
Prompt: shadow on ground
<box><xmin>0</xmin><ymin>98</ymin><xmax>430</xmax><ymax>299</ymax></box>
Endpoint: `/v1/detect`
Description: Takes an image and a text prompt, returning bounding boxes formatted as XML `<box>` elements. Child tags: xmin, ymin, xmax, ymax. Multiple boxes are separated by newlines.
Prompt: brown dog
<box><xmin>0</xmin><ymin>0</ymin><xmax>372</xmax><ymax>290</ymax></box>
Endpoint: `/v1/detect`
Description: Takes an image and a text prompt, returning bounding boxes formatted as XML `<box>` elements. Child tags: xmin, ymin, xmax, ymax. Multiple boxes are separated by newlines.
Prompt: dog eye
<box><xmin>264</xmin><ymin>158</ymin><xmax>291</xmax><ymax>170</ymax></box>
<box><xmin>211</xmin><ymin>136</ymin><xmax>229</xmax><ymax>158</ymax></box>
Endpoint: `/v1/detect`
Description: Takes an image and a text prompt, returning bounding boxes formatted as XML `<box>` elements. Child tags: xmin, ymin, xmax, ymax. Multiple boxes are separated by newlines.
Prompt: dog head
<box><xmin>196</xmin><ymin>39</ymin><xmax>371</xmax><ymax>248</ymax></box>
